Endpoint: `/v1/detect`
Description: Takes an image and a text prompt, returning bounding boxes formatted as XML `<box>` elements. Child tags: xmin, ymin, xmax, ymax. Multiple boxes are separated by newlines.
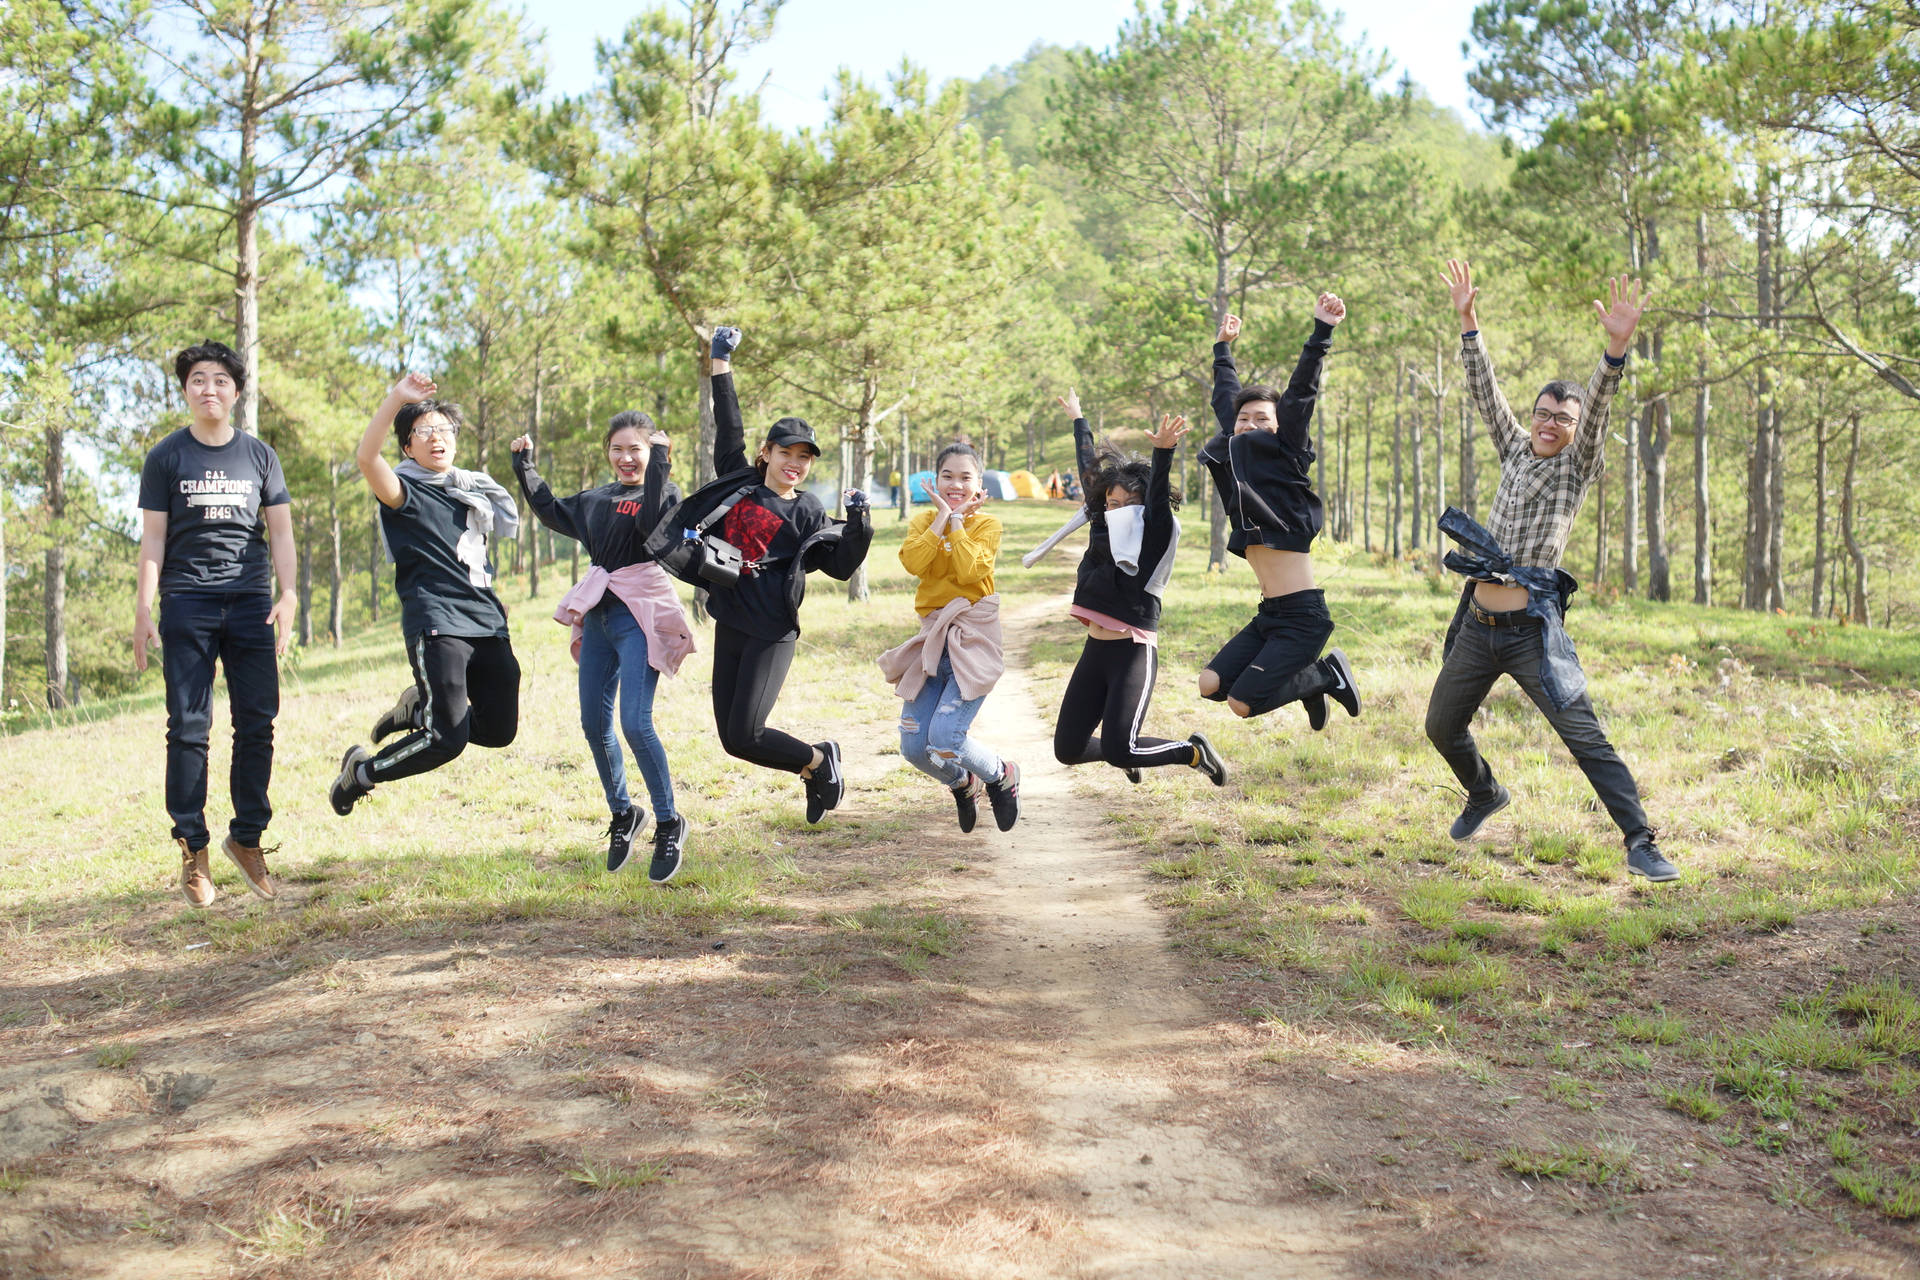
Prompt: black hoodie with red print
<box><xmin>645</xmin><ymin>368</ymin><xmax>871</xmax><ymax>642</ymax></box>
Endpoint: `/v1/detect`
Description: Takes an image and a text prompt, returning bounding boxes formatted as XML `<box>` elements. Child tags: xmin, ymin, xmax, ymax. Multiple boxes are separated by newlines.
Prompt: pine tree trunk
<box><xmin>296</xmin><ymin>519</ymin><xmax>313</xmax><ymax>647</ymax></box>
<box><xmin>1843</xmin><ymin>410</ymin><xmax>1868</xmax><ymax>624</ymax></box>
<box><xmin>1768</xmin><ymin>409</ymin><xmax>1786</xmax><ymax>611</ymax></box>
<box><xmin>1693</xmin><ymin>211</ymin><xmax>1712</xmax><ymax>606</ymax></box>
<box><xmin>328</xmin><ymin>461</ymin><xmax>344</xmax><ymax>645</ymax></box>
<box><xmin>527</xmin><ymin>346</ymin><xmax>542</xmax><ymax>600</ymax></box>
<box><xmin>1362</xmin><ymin>393</ymin><xmax>1374</xmax><ymax>553</ymax></box>
<box><xmin>1811</xmin><ymin>421</ymin><xmax>1827</xmax><ymax>618</ymax></box>
<box><xmin>1641</xmin><ymin>332</ymin><xmax>1671</xmax><ymax>601</ymax></box>
<box><xmin>1408</xmin><ymin>370</ymin><xmax>1423</xmax><ymax>552</ymax></box>
<box><xmin>1745</xmin><ymin>191</ymin><xmax>1776</xmax><ymax>610</ymax></box>
<box><xmin>1391</xmin><ymin>360</ymin><xmax>1404</xmax><ymax>559</ymax></box>
<box><xmin>42</xmin><ymin>421</ymin><xmax>69</xmax><ymax>709</ymax></box>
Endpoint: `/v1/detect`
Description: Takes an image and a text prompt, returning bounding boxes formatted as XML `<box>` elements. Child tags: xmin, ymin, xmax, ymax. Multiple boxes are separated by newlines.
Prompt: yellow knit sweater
<box><xmin>898</xmin><ymin>508</ymin><xmax>1000</xmax><ymax>616</ymax></box>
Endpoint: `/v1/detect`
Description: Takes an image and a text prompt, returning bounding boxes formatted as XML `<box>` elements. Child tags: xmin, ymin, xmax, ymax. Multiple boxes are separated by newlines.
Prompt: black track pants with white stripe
<box><xmin>367</xmin><ymin>633</ymin><xmax>521</xmax><ymax>784</ymax></box>
<box><xmin>1053</xmin><ymin>635</ymin><xmax>1195</xmax><ymax>770</ymax></box>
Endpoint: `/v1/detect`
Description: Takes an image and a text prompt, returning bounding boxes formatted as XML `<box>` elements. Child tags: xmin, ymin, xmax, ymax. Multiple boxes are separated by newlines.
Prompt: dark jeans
<box><xmin>1201</xmin><ymin>588</ymin><xmax>1336</xmax><ymax>715</ymax></box>
<box><xmin>368</xmin><ymin>634</ymin><xmax>520</xmax><ymax>784</ymax></box>
<box><xmin>1054</xmin><ymin>636</ymin><xmax>1195</xmax><ymax>770</ymax></box>
<box><xmin>1424</xmin><ymin>616</ymin><xmax>1651</xmax><ymax>848</ymax></box>
<box><xmin>711</xmin><ymin>623</ymin><xmax>813</xmax><ymax>773</ymax></box>
<box><xmin>158</xmin><ymin>590</ymin><xmax>279</xmax><ymax>849</ymax></box>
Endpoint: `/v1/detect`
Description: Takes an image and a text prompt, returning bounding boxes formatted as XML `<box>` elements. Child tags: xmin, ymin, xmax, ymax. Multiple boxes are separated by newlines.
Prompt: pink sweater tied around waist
<box><xmin>553</xmin><ymin>562</ymin><xmax>696</xmax><ymax>676</ymax></box>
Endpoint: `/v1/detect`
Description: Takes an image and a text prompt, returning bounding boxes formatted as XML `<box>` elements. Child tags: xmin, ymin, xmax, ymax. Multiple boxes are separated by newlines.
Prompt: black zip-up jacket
<box><xmin>643</xmin><ymin>369</ymin><xmax>871</xmax><ymax>641</ymax></box>
<box><xmin>1070</xmin><ymin>416</ymin><xmax>1176</xmax><ymax>635</ymax></box>
<box><xmin>1197</xmin><ymin>318</ymin><xmax>1333</xmax><ymax>555</ymax></box>
<box><xmin>513</xmin><ymin>441</ymin><xmax>678</xmax><ymax>569</ymax></box>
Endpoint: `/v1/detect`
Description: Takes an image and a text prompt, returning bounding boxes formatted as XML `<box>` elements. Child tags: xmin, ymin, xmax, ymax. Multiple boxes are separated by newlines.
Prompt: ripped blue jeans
<box><xmin>899</xmin><ymin>651</ymin><xmax>1002</xmax><ymax>789</ymax></box>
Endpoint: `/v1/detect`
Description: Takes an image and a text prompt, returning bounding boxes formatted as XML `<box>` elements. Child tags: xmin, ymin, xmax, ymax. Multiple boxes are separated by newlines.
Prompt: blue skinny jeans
<box><xmin>579</xmin><ymin>598</ymin><xmax>676</xmax><ymax>821</ymax></box>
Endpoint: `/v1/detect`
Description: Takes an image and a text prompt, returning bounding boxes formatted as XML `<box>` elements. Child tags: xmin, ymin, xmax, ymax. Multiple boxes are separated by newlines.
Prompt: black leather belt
<box><xmin>1469</xmin><ymin>601</ymin><xmax>1535</xmax><ymax>627</ymax></box>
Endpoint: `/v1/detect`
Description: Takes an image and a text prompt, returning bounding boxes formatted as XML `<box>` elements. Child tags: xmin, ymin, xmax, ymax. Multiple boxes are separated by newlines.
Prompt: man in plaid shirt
<box><xmin>1423</xmin><ymin>259</ymin><xmax>1678</xmax><ymax>883</ymax></box>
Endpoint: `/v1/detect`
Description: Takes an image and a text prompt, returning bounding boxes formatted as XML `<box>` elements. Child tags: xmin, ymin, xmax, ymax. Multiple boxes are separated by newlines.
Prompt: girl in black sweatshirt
<box><xmin>512</xmin><ymin>413</ymin><xmax>692</xmax><ymax>882</ymax></box>
<box><xmin>649</xmin><ymin>327</ymin><xmax>872</xmax><ymax>823</ymax></box>
<box><xmin>1042</xmin><ymin>395</ymin><xmax>1227</xmax><ymax>785</ymax></box>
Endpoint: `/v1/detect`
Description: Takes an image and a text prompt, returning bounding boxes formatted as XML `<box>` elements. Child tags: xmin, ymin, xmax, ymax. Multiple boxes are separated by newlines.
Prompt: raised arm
<box><xmin>357</xmin><ymin>372</ymin><xmax>436</xmax><ymax>509</ymax></box>
<box><xmin>1057</xmin><ymin>388</ymin><xmax>1098</xmax><ymax>493</ymax></box>
<box><xmin>639</xmin><ymin>432</ymin><xmax>675</xmax><ymax>531</ymax></box>
<box><xmin>1273</xmin><ymin>293</ymin><xmax>1342</xmax><ymax>454</ymax></box>
<box><xmin>1210</xmin><ymin>313</ymin><xmax>1243</xmax><ymax>438</ymax></box>
<box><xmin>1446</xmin><ymin>258</ymin><xmax>1527</xmax><ymax>462</ymax></box>
<box><xmin>508</xmin><ymin>436</ymin><xmax>582</xmax><ymax>542</ymax></box>
<box><xmin>709</xmin><ymin>326</ymin><xmax>749</xmax><ymax>477</ymax></box>
<box><xmin>1137</xmin><ymin>414</ymin><xmax>1190</xmax><ymax>571</ymax></box>
<box><xmin>1568</xmin><ymin>275</ymin><xmax>1642</xmax><ymax>478</ymax></box>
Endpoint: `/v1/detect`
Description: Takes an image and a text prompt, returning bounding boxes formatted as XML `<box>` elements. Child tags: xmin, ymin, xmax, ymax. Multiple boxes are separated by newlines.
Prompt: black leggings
<box><xmin>711</xmin><ymin>623</ymin><xmax>813</xmax><ymax>773</ymax></box>
<box><xmin>369</xmin><ymin>634</ymin><xmax>521</xmax><ymax>783</ymax></box>
<box><xmin>1054</xmin><ymin>636</ymin><xmax>1196</xmax><ymax>770</ymax></box>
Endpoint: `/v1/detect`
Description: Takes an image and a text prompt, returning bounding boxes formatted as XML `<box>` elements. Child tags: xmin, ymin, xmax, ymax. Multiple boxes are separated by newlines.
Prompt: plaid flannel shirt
<box><xmin>1459</xmin><ymin>331</ymin><xmax>1624</xmax><ymax>572</ymax></box>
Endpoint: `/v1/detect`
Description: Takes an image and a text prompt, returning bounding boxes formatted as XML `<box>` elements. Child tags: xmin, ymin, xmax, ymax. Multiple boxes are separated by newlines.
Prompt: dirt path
<box><xmin>0</xmin><ymin>596</ymin><xmax>1358</xmax><ymax>1280</ymax></box>
<box><xmin>954</xmin><ymin>596</ymin><xmax>1356</xmax><ymax>1277</ymax></box>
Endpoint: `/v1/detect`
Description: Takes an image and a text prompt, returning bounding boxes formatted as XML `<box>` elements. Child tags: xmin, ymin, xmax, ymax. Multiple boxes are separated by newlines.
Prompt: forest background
<box><xmin>4</xmin><ymin>0</ymin><xmax>1919</xmax><ymax>716</ymax></box>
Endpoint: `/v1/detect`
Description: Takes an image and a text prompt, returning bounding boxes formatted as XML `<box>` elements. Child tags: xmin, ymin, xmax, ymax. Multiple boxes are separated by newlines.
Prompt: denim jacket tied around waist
<box><xmin>1437</xmin><ymin>505</ymin><xmax>1587</xmax><ymax>712</ymax></box>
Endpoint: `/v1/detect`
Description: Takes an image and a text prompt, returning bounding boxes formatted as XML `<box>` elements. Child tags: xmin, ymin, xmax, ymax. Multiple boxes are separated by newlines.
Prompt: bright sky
<box><xmin>527</xmin><ymin>0</ymin><xmax>1490</xmax><ymax>131</ymax></box>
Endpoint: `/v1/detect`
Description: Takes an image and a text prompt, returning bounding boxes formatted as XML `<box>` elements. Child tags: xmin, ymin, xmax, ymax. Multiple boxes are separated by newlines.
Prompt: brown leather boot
<box><xmin>178</xmin><ymin>838</ymin><xmax>215</xmax><ymax>908</ymax></box>
<box><xmin>221</xmin><ymin>835</ymin><xmax>276</xmax><ymax>901</ymax></box>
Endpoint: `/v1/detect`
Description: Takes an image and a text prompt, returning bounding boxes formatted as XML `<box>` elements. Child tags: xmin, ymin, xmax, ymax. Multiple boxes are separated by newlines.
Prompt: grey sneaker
<box><xmin>330</xmin><ymin>745</ymin><xmax>373</xmax><ymax>817</ymax></box>
<box><xmin>372</xmin><ymin>685</ymin><xmax>422</xmax><ymax>743</ymax></box>
<box><xmin>1627</xmin><ymin>840</ymin><xmax>1680</xmax><ymax>883</ymax></box>
<box><xmin>1449</xmin><ymin>784</ymin><xmax>1510</xmax><ymax>841</ymax></box>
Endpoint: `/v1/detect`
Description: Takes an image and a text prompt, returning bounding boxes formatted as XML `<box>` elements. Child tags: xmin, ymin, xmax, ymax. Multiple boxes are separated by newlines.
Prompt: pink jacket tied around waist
<box><xmin>554</xmin><ymin>562</ymin><xmax>696</xmax><ymax>676</ymax></box>
<box><xmin>876</xmin><ymin>594</ymin><xmax>1005</xmax><ymax>702</ymax></box>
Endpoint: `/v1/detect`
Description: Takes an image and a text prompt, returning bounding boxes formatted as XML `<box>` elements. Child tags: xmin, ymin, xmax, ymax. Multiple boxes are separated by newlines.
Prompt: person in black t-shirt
<box><xmin>135</xmin><ymin>340</ymin><xmax>297</xmax><ymax>908</ymax></box>
<box><xmin>662</xmin><ymin>326</ymin><xmax>872</xmax><ymax>824</ymax></box>
<box><xmin>329</xmin><ymin>372</ymin><xmax>523</xmax><ymax>816</ymax></box>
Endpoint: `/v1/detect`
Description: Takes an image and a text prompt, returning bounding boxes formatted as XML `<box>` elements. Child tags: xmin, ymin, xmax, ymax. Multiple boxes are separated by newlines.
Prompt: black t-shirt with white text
<box><xmin>379</xmin><ymin>477</ymin><xmax>510</xmax><ymax>641</ymax></box>
<box><xmin>137</xmin><ymin>427</ymin><xmax>291</xmax><ymax>595</ymax></box>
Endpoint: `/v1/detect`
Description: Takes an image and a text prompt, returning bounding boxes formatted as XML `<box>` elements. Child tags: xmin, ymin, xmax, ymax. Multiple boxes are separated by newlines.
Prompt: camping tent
<box><xmin>904</xmin><ymin>470</ymin><xmax>935</xmax><ymax>504</ymax></box>
<box><xmin>982</xmin><ymin>470</ymin><xmax>1017</xmax><ymax>501</ymax></box>
<box><xmin>1008</xmin><ymin>468</ymin><xmax>1045</xmax><ymax>498</ymax></box>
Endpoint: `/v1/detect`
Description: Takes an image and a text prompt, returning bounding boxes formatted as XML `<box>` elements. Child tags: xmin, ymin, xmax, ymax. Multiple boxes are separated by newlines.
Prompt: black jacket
<box><xmin>514</xmin><ymin>441</ymin><xmax>678</xmax><ymax>569</ymax></box>
<box><xmin>1071</xmin><ymin>416</ymin><xmax>1176</xmax><ymax>635</ymax></box>
<box><xmin>1197</xmin><ymin>319</ymin><xmax>1332</xmax><ymax>555</ymax></box>
<box><xmin>644</xmin><ymin>369</ymin><xmax>871</xmax><ymax>639</ymax></box>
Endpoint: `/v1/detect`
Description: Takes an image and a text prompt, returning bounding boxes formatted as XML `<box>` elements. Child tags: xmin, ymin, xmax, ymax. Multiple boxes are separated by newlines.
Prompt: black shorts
<box><xmin>1203</xmin><ymin>589</ymin><xmax>1334</xmax><ymax>716</ymax></box>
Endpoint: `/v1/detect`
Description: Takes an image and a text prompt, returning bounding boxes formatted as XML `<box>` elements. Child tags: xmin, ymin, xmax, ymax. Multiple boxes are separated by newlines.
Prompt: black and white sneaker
<box><xmin>1322</xmin><ymin>649</ymin><xmax>1361</xmax><ymax>718</ymax></box>
<box><xmin>984</xmin><ymin>762</ymin><xmax>1021</xmax><ymax>832</ymax></box>
<box><xmin>1304</xmin><ymin>693</ymin><xmax>1329</xmax><ymax>732</ymax></box>
<box><xmin>648</xmin><ymin>816</ymin><xmax>686</xmax><ymax>884</ymax></box>
<box><xmin>371</xmin><ymin>684</ymin><xmax>422</xmax><ymax>743</ymax></box>
<box><xmin>606</xmin><ymin>805</ymin><xmax>645</xmax><ymax>872</ymax></box>
<box><xmin>804</xmin><ymin>741</ymin><xmax>844</xmax><ymax>824</ymax></box>
<box><xmin>329</xmin><ymin>745</ymin><xmax>372</xmax><ymax>816</ymax></box>
<box><xmin>1449</xmin><ymin>783</ymin><xmax>1510</xmax><ymax>841</ymax></box>
<box><xmin>950</xmin><ymin>774</ymin><xmax>983</xmax><ymax>833</ymax></box>
<box><xmin>1188</xmin><ymin>733</ymin><xmax>1228</xmax><ymax>787</ymax></box>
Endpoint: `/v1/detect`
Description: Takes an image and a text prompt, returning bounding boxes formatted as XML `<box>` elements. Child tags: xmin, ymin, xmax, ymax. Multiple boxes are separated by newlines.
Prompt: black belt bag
<box><xmin>658</xmin><ymin>482</ymin><xmax>757</xmax><ymax>590</ymax></box>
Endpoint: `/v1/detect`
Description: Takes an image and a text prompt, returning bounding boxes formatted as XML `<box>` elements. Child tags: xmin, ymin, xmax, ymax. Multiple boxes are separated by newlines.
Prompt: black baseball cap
<box><xmin>763</xmin><ymin>416</ymin><xmax>820</xmax><ymax>456</ymax></box>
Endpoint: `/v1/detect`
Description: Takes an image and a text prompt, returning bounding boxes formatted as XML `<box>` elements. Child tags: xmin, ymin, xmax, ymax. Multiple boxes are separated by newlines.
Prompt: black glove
<box><xmin>711</xmin><ymin>326</ymin><xmax>742</xmax><ymax>361</ymax></box>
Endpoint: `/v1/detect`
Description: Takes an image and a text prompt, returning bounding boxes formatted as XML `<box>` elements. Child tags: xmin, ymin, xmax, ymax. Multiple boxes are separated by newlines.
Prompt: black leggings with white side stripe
<box><xmin>367</xmin><ymin>633</ymin><xmax>521</xmax><ymax>784</ymax></box>
<box><xmin>1053</xmin><ymin>636</ymin><xmax>1196</xmax><ymax>770</ymax></box>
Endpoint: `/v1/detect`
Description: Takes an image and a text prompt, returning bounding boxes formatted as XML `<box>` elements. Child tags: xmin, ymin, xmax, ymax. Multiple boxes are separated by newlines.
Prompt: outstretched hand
<box><xmin>1593</xmin><ymin>275</ymin><xmax>1646</xmax><ymax>358</ymax></box>
<box><xmin>392</xmin><ymin>370</ymin><xmax>437</xmax><ymax>403</ymax></box>
<box><xmin>1217</xmin><ymin>313</ymin><xmax>1242</xmax><ymax>344</ymax></box>
<box><xmin>1146</xmin><ymin>412</ymin><xmax>1191</xmax><ymax>450</ymax></box>
<box><xmin>1314</xmin><ymin>292</ymin><xmax>1346</xmax><ymax>326</ymax></box>
<box><xmin>1442</xmin><ymin>259</ymin><xmax>1479</xmax><ymax>329</ymax></box>
<box><xmin>1055</xmin><ymin>387</ymin><xmax>1083</xmax><ymax>419</ymax></box>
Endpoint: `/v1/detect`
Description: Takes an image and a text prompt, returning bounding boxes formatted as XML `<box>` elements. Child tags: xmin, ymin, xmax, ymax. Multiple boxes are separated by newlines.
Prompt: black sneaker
<box><xmin>804</xmin><ymin>741</ymin><xmax>844</xmax><ymax>824</ymax></box>
<box><xmin>984</xmin><ymin>762</ymin><xmax>1021</xmax><ymax>832</ymax></box>
<box><xmin>648</xmin><ymin>816</ymin><xmax>686</xmax><ymax>884</ymax></box>
<box><xmin>1322</xmin><ymin>649</ymin><xmax>1361</xmax><ymax>718</ymax></box>
<box><xmin>329</xmin><ymin>745</ymin><xmax>372</xmax><ymax>816</ymax></box>
<box><xmin>1627</xmin><ymin>839</ymin><xmax>1680</xmax><ymax>883</ymax></box>
<box><xmin>606</xmin><ymin>806</ymin><xmax>645</xmax><ymax>872</ymax></box>
<box><xmin>1304</xmin><ymin>694</ymin><xmax>1328</xmax><ymax>732</ymax></box>
<box><xmin>1449</xmin><ymin>783</ymin><xmax>1510</xmax><ymax>841</ymax></box>
<box><xmin>1188</xmin><ymin>733</ymin><xmax>1228</xmax><ymax>787</ymax></box>
<box><xmin>371</xmin><ymin>684</ymin><xmax>422</xmax><ymax>743</ymax></box>
<box><xmin>950</xmin><ymin>774</ymin><xmax>983</xmax><ymax>833</ymax></box>
<box><xmin>1124</xmin><ymin>768</ymin><xmax>1142</xmax><ymax>785</ymax></box>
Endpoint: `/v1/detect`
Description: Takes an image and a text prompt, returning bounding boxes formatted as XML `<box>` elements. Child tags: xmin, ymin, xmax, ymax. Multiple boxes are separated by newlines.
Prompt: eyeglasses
<box><xmin>1530</xmin><ymin>407</ymin><xmax>1578</xmax><ymax>430</ymax></box>
<box><xmin>412</xmin><ymin>424</ymin><xmax>458</xmax><ymax>441</ymax></box>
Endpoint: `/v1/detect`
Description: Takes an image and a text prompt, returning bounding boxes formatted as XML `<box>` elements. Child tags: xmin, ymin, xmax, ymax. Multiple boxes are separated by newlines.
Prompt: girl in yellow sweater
<box><xmin>877</xmin><ymin>444</ymin><xmax>1020</xmax><ymax>832</ymax></box>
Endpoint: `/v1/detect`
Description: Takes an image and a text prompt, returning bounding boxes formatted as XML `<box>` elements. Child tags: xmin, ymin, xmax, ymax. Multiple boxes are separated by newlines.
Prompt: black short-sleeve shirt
<box><xmin>137</xmin><ymin>427</ymin><xmax>291</xmax><ymax>595</ymax></box>
<box><xmin>379</xmin><ymin>477</ymin><xmax>510</xmax><ymax>640</ymax></box>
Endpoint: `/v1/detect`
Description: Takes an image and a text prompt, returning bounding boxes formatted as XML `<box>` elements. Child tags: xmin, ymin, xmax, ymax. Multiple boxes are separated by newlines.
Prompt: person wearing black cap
<box><xmin>649</xmin><ymin>326</ymin><xmax>872</xmax><ymax>823</ymax></box>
